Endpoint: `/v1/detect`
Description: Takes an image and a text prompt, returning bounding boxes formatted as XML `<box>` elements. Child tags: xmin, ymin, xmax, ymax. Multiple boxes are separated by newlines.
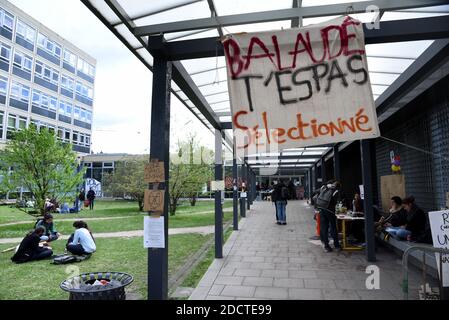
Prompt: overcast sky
<box><xmin>11</xmin><ymin>0</ymin><xmax>215</xmax><ymax>154</ymax></box>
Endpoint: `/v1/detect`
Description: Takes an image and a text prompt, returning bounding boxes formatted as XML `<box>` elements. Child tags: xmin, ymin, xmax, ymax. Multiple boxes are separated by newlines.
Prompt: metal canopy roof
<box><xmin>81</xmin><ymin>0</ymin><xmax>449</xmax><ymax>173</ymax></box>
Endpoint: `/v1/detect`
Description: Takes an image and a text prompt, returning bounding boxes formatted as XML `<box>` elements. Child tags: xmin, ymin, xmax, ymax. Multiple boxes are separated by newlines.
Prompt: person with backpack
<box><xmin>272</xmin><ymin>180</ymin><xmax>289</xmax><ymax>225</ymax></box>
<box><xmin>35</xmin><ymin>214</ymin><xmax>60</xmax><ymax>242</ymax></box>
<box><xmin>66</xmin><ymin>221</ymin><xmax>96</xmax><ymax>255</ymax></box>
<box><xmin>11</xmin><ymin>227</ymin><xmax>53</xmax><ymax>263</ymax></box>
<box><xmin>86</xmin><ymin>188</ymin><xmax>96</xmax><ymax>210</ymax></box>
<box><xmin>316</xmin><ymin>180</ymin><xmax>342</xmax><ymax>252</ymax></box>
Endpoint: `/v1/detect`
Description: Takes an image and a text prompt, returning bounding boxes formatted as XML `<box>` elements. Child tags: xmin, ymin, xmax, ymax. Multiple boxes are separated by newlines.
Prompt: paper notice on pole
<box><xmin>428</xmin><ymin>210</ymin><xmax>449</xmax><ymax>287</ymax></box>
<box><xmin>144</xmin><ymin>216</ymin><xmax>165</xmax><ymax>248</ymax></box>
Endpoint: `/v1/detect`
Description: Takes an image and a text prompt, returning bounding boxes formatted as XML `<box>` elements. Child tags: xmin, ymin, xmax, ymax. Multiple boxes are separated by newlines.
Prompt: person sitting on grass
<box><xmin>11</xmin><ymin>227</ymin><xmax>53</xmax><ymax>263</ymax></box>
<box><xmin>35</xmin><ymin>214</ymin><xmax>61</xmax><ymax>242</ymax></box>
<box><xmin>66</xmin><ymin>221</ymin><xmax>96</xmax><ymax>256</ymax></box>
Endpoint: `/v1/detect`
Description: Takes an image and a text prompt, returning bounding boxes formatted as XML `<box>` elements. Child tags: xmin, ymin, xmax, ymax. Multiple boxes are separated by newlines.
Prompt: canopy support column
<box><xmin>148</xmin><ymin>56</ymin><xmax>172</xmax><ymax>300</ymax></box>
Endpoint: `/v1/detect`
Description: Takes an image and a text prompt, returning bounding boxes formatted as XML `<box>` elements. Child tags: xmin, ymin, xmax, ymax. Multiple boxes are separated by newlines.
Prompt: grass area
<box><xmin>0</xmin><ymin>199</ymin><xmax>233</xmax><ymax>225</ymax></box>
<box><xmin>0</xmin><ymin>211</ymin><xmax>234</xmax><ymax>239</ymax></box>
<box><xmin>181</xmin><ymin>226</ymin><xmax>234</xmax><ymax>290</ymax></box>
<box><xmin>0</xmin><ymin>233</ymin><xmax>210</xmax><ymax>300</ymax></box>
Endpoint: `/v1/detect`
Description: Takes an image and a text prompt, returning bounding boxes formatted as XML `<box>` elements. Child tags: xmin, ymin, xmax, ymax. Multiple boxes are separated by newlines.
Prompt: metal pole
<box><xmin>360</xmin><ymin>139</ymin><xmax>376</xmax><ymax>262</ymax></box>
<box><xmin>232</xmin><ymin>156</ymin><xmax>238</xmax><ymax>231</ymax></box>
<box><xmin>313</xmin><ymin>163</ymin><xmax>317</xmax><ymax>190</ymax></box>
<box><xmin>246</xmin><ymin>164</ymin><xmax>250</xmax><ymax>210</ymax></box>
<box><xmin>215</xmin><ymin>129</ymin><xmax>223</xmax><ymax>259</ymax></box>
<box><xmin>333</xmin><ymin>144</ymin><xmax>341</xmax><ymax>181</ymax></box>
<box><xmin>321</xmin><ymin>157</ymin><xmax>326</xmax><ymax>184</ymax></box>
<box><xmin>308</xmin><ymin>168</ymin><xmax>312</xmax><ymax>199</ymax></box>
<box><xmin>148</xmin><ymin>56</ymin><xmax>172</xmax><ymax>300</ymax></box>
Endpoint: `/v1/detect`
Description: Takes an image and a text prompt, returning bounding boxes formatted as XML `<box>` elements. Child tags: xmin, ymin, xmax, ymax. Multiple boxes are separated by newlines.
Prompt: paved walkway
<box><xmin>0</xmin><ymin>225</ymin><xmax>215</xmax><ymax>244</ymax></box>
<box><xmin>189</xmin><ymin>200</ymin><xmax>434</xmax><ymax>300</ymax></box>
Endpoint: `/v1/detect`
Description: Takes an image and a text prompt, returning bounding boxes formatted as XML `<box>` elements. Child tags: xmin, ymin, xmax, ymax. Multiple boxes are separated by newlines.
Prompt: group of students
<box><xmin>11</xmin><ymin>214</ymin><xmax>96</xmax><ymax>264</ymax></box>
<box><xmin>376</xmin><ymin>196</ymin><xmax>432</xmax><ymax>243</ymax></box>
<box><xmin>311</xmin><ymin>179</ymin><xmax>433</xmax><ymax>253</ymax></box>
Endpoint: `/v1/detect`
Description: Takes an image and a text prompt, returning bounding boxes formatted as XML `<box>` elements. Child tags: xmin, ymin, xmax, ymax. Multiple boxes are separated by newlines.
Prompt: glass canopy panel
<box><xmin>166</xmin><ymin>29</ymin><xmax>220</xmax><ymax>41</ymax></box>
<box><xmin>117</xmin><ymin>0</ymin><xmax>211</xmax><ymax>27</ymax></box>
<box><xmin>135</xmin><ymin>48</ymin><xmax>154</xmax><ymax>66</ymax></box>
<box><xmin>224</xmin><ymin>21</ymin><xmax>291</xmax><ymax>35</ymax></box>
<box><xmin>381</xmin><ymin>7</ymin><xmax>449</xmax><ymax>21</ymax></box>
<box><xmin>90</xmin><ymin>0</ymin><xmax>122</xmax><ymax>25</ymax></box>
<box><xmin>114</xmin><ymin>24</ymin><xmax>143</xmax><ymax>49</ymax></box>
<box><xmin>214</xmin><ymin>0</ymin><xmax>292</xmax><ymax>16</ymax></box>
<box><xmin>302</xmin><ymin>0</ymin><xmax>373</xmax><ymax>6</ymax></box>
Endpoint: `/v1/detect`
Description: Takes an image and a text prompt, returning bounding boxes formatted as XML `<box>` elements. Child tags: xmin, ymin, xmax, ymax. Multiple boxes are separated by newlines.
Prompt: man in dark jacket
<box><xmin>87</xmin><ymin>188</ymin><xmax>96</xmax><ymax>210</ymax></box>
<box><xmin>272</xmin><ymin>181</ymin><xmax>288</xmax><ymax>225</ymax></box>
<box><xmin>317</xmin><ymin>180</ymin><xmax>342</xmax><ymax>252</ymax></box>
<box><xmin>11</xmin><ymin>227</ymin><xmax>53</xmax><ymax>263</ymax></box>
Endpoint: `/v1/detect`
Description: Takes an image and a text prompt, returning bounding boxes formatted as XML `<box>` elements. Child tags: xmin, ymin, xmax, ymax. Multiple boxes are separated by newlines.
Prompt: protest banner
<box><xmin>429</xmin><ymin>210</ymin><xmax>449</xmax><ymax>287</ymax></box>
<box><xmin>223</xmin><ymin>16</ymin><xmax>380</xmax><ymax>156</ymax></box>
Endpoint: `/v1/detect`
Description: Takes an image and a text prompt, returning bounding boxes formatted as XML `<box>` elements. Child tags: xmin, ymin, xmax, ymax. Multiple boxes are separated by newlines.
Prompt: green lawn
<box><xmin>0</xmin><ymin>233</ymin><xmax>211</xmax><ymax>300</ymax></box>
<box><xmin>0</xmin><ymin>211</ymin><xmax>234</xmax><ymax>239</ymax></box>
<box><xmin>0</xmin><ymin>199</ymin><xmax>233</xmax><ymax>225</ymax></box>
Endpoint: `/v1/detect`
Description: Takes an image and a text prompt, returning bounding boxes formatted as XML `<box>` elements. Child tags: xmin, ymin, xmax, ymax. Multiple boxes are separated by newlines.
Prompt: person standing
<box><xmin>273</xmin><ymin>180</ymin><xmax>289</xmax><ymax>225</ymax></box>
<box><xmin>316</xmin><ymin>180</ymin><xmax>342</xmax><ymax>252</ymax></box>
<box><xmin>78</xmin><ymin>189</ymin><xmax>85</xmax><ymax>211</ymax></box>
<box><xmin>87</xmin><ymin>188</ymin><xmax>96</xmax><ymax>210</ymax></box>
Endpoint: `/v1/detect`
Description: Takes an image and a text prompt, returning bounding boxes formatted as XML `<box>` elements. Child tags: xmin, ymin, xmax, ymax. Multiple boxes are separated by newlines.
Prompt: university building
<box><xmin>0</xmin><ymin>0</ymin><xmax>95</xmax><ymax>154</ymax></box>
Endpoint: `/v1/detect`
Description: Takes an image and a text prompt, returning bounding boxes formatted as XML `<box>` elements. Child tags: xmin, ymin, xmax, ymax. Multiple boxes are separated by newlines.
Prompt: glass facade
<box><xmin>0</xmin><ymin>2</ymin><xmax>96</xmax><ymax>154</ymax></box>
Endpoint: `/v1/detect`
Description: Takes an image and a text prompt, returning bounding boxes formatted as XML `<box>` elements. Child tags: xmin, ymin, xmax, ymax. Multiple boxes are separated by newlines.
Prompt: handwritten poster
<box><xmin>223</xmin><ymin>16</ymin><xmax>379</xmax><ymax>156</ymax></box>
<box><xmin>144</xmin><ymin>216</ymin><xmax>165</xmax><ymax>248</ymax></box>
<box><xmin>144</xmin><ymin>189</ymin><xmax>165</xmax><ymax>212</ymax></box>
<box><xmin>429</xmin><ymin>210</ymin><xmax>449</xmax><ymax>287</ymax></box>
<box><xmin>144</xmin><ymin>160</ymin><xmax>165</xmax><ymax>183</ymax></box>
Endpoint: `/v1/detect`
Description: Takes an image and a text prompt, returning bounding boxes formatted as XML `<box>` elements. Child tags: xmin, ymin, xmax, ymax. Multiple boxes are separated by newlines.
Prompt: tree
<box><xmin>103</xmin><ymin>158</ymin><xmax>146</xmax><ymax>211</ymax></box>
<box><xmin>0</xmin><ymin>126</ymin><xmax>85</xmax><ymax>216</ymax></box>
<box><xmin>169</xmin><ymin>136</ymin><xmax>213</xmax><ymax>215</ymax></box>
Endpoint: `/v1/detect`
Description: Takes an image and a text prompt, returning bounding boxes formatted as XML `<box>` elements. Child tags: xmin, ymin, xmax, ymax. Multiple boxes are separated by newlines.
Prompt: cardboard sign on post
<box><xmin>428</xmin><ymin>210</ymin><xmax>449</xmax><ymax>287</ymax></box>
<box><xmin>144</xmin><ymin>189</ymin><xmax>165</xmax><ymax>213</ymax></box>
<box><xmin>144</xmin><ymin>160</ymin><xmax>165</xmax><ymax>183</ymax></box>
<box><xmin>223</xmin><ymin>16</ymin><xmax>380</xmax><ymax>157</ymax></box>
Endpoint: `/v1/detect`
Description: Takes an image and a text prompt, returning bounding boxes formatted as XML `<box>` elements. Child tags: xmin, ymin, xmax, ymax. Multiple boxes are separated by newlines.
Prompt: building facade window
<box><xmin>75</xmin><ymin>82</ymin><xmax>93</xmax><ymax>100</ymax></box>
<box><xmin>0</xmin><ymin>8</ymin><xmax>14</xmax><ymax>31</ymax></box>
<box><xmin>32</xmin><ymin>89</ymin><xmax>57</xmax><ymax>112</ymax></box>
<box><xmin>57</xmin><ymin>127</ymin><xmax>71</xmax><ymax>142</ymax></box>
<box><xmin>73</xmin><ymin>106</ymin><xmax>92</xmax><ymax>124</ymax></box>
<box><xmin>37</xmin><ymin>33</ymin><xmax>61</xmax><ymax>58</ymax></box>
<box><xmin>0</xmin><ymin>110</ymin><xmax>3</xmax><ymax>139</ymax></box>
<box><xmin>0</xmin><ymin>75</ymin><xmax>7</xmax><ymax>95</ymax></box>
<box><xmin>59</xmin><ymin>100</ymin><xmax>72</xmax><ymax>117</ymax></box>
<box><xmin>61</xmin><ymin>74</ymin><xmax>74</xmax><ymax>92</ymax></box>
<box><xmin>6</xmin><ymin>114</ymin><xmax>27</xmax><ymax>139</ymax></box>
<box><xmin>0</xmin><ymin>42</ymin><xmax>11</xmax><ymax>62</ymax></box>
<box><xmin>30</xmin><ymin>118</ymin><xmax>54</xmax><ymax>133</ymax></box>
<box><xmin>10</xmin><ymin>81</ymin><xmax>30</xmax><ymax>102</ymax></box>
<box><xmin>63</xmin><ymin>49</ymin><xmax>76</xmax><ymax>67</ymax></box>
<box><xmin>16</xmin><ymin>19</ymin><xmax>35</xmax><ymax>44</ymax></box>
<box><xmin>77</xmin><ymin>58</ymin><xmax>95</xmax><ymax>77</ymax></box>
<box><xmin>13</xmin><ymin>49</ymin><xmax>33</xmax><ymax>71</ymax></box>
<box><xmin>35</xmin><ymin>60</ymin><xmax>59</xmax><ymax>85</ymax></box>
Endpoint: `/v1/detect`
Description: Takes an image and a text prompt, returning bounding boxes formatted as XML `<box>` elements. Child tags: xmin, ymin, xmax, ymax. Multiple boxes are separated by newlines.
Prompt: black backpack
<box><xmin>281</xmin><ymin>186</ymin><xmax>289</xmax><ymax>200</ymax></box>
<box><xmin>316</xmin><ymin>186</ymin><xmax>335</xmax><ymax>209</ymax></box>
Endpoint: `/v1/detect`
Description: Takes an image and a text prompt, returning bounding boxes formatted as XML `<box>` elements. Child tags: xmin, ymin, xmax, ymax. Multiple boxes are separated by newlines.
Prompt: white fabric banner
<box><xmin>429</xmin><ymin>210</ymin><xmax>449</xmax><ymax>287</ymax></box>
<box><xmin>223</xmin><ymin>16</ymin><xmax>380</xmax><ymax>156</ymax></box>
